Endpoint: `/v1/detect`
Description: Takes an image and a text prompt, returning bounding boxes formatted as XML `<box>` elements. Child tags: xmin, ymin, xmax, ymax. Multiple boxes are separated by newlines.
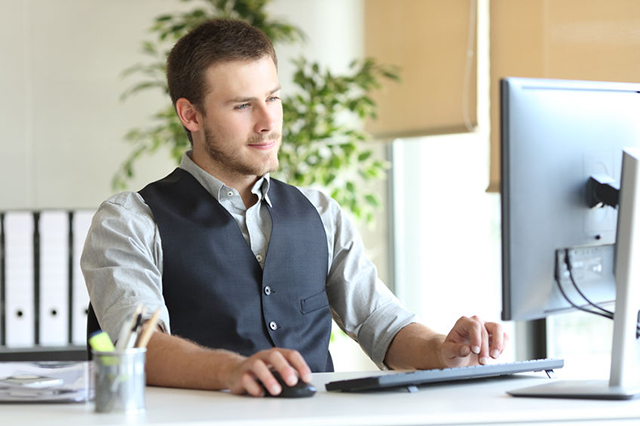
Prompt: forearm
<box><xmin>145</xmin><ymin>331</ymin><xmax>244</xmax><ymax>390</ymax></box>
<box><xmin>384</xmin><ymin>317</ymin><xmax>508</xmax><ymax>370</ymax></box>
<box><xmin>383</xmin><ymin>323</ymin><xmax>447</xmax><ymax>370</ymax></box>
<box><xmin>144</xmin><ymin>330</ymin><xmax>313</xmax><ymax>397</ymax></box>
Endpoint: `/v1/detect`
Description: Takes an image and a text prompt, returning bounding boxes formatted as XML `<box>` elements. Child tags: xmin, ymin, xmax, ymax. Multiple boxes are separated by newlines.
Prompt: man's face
<box><xmin>196</xmin><ymin>56</ymin><xmax>283</xmax><ymax>181</ymax></box>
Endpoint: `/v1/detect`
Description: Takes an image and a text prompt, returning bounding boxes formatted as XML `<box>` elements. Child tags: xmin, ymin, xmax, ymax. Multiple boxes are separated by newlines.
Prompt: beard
<box><xmin>203</xmin><ymin>125</ymin><xmax>281</xmax><ymax>178</ymax></box>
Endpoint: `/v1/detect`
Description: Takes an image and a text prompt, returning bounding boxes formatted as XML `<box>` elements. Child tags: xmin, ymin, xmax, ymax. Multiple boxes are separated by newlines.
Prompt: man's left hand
<box><xmin>440</xmin><ymin>315</ymin><xmax>507</xmax><ymax>368</ymax></box>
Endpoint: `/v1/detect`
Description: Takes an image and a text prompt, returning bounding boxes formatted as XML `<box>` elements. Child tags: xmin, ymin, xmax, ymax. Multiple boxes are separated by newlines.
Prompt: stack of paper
<box><xmin>0</xmin><ymin>361</ymin><xmax>91</xmax><ymax>403</ymax></box>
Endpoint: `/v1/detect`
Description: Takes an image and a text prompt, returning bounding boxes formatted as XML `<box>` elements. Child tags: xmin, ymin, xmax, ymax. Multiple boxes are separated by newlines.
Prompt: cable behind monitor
<box><xmin>555</xmin><ymin>248</ymin><xmax>640</xmax><ymax>334</ymax></box>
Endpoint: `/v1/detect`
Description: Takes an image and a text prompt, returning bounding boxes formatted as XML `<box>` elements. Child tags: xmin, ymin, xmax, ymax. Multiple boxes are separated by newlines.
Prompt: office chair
<box><xmin>86</xmin><ymin>303</ymin><xmax>101</xmax><ymax>360</ymax></box>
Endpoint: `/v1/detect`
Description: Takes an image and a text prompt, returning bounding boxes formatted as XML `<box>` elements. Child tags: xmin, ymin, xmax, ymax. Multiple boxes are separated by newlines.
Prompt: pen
<box><xmin>125</xmin><ymin>312</ymin><xmax>144</xmax><ymax>349</ymax></box>
<box><xmin>135</xmin><ymin>308</ymin><xmax>161</xmax><ymax>348</ymax></box>
<box><xmin>115</xmin><ymin>304</ymin><xmax>144</xmax><ymax>351</ymax></box>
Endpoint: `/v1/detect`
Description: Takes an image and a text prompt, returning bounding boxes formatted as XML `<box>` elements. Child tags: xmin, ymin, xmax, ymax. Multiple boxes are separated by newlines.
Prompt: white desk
<box><xmin>4</xmin><ymin>371</ymin><xmax>640</xmax><ymax>426</ymax></box>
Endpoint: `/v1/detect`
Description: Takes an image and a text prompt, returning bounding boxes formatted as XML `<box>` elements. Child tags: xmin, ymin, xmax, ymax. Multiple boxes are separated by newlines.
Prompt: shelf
<box><xmin>0</xmin><ymin>346</ymin><xmax>88</xmax><ymax>362</ymax></box>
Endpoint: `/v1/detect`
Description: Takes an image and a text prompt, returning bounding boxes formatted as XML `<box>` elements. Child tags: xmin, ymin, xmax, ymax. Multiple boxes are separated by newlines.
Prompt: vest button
<box><xmin>269</xmin><ymin>321</ymin><xmax>278</xmax><ymax>331</ymax></box>
<box><xmin>264</xmin><ymin>286</ymin><xmax>272</xmax><ymax>295</ymax></box>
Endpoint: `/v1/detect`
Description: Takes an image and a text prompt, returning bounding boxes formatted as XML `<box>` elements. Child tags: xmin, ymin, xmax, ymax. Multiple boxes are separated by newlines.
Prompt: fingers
<box><xmin>486</xmin><ymin>321</ymin><xmax>507</xmax><ymax>360</ymax></box>
<box><xmin>440</xmin><ymin>341</ymin><xmax>471</xmax><ymax>367</ymax></box>
<box><xmin>282</xmin><ymin>348</ymin><xmax>313</xmax><ymax>383</ymax></box>
<box><xmin>241</xmin><ymin>361</ymin><xmax>271</xmax><ymax>397</ymax></box>
<box><xmin>477</xmin><ymin>316</ymin><xmax>490</xmax><ymax>365</ymax></box>
<box><xmin>229</xmin><ymin>348</ymin><xmax>311</xmax><ymax>397</ymax></box>
<box><xmin>443</xmin><ymin>316</ymin><xmax>507</xmax><ymax>367</ymax></box>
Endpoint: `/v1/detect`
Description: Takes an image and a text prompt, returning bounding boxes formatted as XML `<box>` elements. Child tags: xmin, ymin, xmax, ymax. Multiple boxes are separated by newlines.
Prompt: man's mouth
<box><xmin>248</xmin><ymin>133</ymin><xmax>280</xmax><ymax>150</ymax></box>
<box><xmin>248</xmin><ymin>140</ymin><xmax>277</xmax><ymax>150</ymax></box>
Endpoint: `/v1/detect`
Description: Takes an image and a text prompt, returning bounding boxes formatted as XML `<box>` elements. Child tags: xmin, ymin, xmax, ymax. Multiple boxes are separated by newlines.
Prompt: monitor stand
<box><xmin>510</xmin><ymin>148</ymin><xmax>640</xmax><ymax>400</ymax></box>
<box><xmin>507</xmin><ymin>380</ymin><xmax>640</xmax><ymax>400</ymax></box>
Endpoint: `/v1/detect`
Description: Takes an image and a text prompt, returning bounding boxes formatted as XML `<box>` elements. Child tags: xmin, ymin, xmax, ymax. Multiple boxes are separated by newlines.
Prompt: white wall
<box><xmin>0</xmin><ymin>0</ymin><xmax>188</xmax><ymax>209</ymax></box>
<box><xmin>0</xmin><ymin>0</ymin><xmax>366</xmax><ymax>211</ymax></box>
<box><xmin>268</xmin><ymin>0</ymin><xmax>364</xmax><ymax>82</ymax></box>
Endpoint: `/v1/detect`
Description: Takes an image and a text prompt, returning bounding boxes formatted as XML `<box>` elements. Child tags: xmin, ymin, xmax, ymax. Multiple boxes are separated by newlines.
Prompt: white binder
<box><xmin>38</xmin><ymin>211</ymin><xmax>70</xmax><ymax>346</ymax></box>
<box><xmin>71</xmin><ymin>210</ymin><xmax>94</xmax><ymax>346</ymax></box>
<box><xmin>4</xmin><ymin>212</ymin><xmax>35</xmax><ymax>347</ymax></box>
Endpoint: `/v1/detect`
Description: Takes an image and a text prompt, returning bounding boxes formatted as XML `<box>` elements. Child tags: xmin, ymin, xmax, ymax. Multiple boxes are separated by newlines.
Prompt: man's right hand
<box><xmin>144</xmin><ymin>331</ymin><xmax>312</xmax><ymax>396</ymax></box>
<box><xmin>226</xmin><ymin>348</ymin><xmax>312</xmax><ymax>397</ymax></box>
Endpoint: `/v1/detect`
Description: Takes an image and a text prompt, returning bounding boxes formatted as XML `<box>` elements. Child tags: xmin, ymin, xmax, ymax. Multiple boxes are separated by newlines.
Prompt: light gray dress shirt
<box><xmin>81</xmin><ymin>152</ymin><xmax>415</xmax><ymax>369</ymax></box>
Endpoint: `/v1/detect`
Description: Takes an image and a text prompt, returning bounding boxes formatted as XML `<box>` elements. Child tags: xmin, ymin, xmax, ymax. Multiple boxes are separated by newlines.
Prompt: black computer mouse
<box><xmin>263</xmin><ymin>370</ymin><xmax>317</xmax><ymax>398</ymax></box>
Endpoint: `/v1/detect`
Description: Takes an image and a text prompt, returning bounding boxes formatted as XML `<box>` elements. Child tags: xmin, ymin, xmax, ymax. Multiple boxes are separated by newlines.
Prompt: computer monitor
<box><xmin>500</xmin><ymin>77</ymin><xmax>640</xmax><ymax>399</ymax></box>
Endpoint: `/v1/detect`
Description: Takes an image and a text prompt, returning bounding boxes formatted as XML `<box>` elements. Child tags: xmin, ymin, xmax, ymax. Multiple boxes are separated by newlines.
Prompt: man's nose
<box><xmin>254</xmin><ymin>104</ymin><xmax>278</xmax><ymax>133</ymax></box>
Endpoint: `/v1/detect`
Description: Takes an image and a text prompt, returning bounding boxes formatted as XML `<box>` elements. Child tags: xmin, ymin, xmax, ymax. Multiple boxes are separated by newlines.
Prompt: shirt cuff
<box><xmin>356</xmin><ymin>303</ymin><xmax>417</xmax><ymax>370</ymax></box>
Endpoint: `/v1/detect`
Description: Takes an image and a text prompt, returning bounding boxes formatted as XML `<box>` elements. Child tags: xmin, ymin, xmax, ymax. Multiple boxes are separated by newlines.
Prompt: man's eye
<box><xmin>267</xmin><ymin>96</ymin><xmax>281</xmax><ymax>102</ymax></box>
<box><xmin>235</xmin><ymin>103</ymin><xmax>250</xmax><ymax>110</ymax></box>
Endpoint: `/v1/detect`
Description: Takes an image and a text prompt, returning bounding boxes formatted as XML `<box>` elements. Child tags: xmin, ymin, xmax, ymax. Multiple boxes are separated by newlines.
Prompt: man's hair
<box><xmin>166</xmin><ymin>19</ymin><xmax>277</xmax><ymax>141</ymax></box>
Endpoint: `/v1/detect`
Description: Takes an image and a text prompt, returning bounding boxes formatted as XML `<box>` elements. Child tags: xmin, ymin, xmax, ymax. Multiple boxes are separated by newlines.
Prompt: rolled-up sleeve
<box><xmin>299</xmin><ymin>188</ymin><xmax>416</xmax><ymax>369</ymax></box>
<box><xmin>81</xmin><ymin>192</ymin><xmax>170</xmax><ymax>343</ymax></box>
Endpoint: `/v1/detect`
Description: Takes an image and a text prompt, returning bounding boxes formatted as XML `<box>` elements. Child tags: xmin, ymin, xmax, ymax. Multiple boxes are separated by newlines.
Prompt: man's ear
<box><xmin>175</xmin><ymin>98</ymin><xmax>203</xmax><ymax>133</ymax></box>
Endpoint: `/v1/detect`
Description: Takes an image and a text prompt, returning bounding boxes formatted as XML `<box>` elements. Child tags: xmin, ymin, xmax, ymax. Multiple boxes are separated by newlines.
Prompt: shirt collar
<box><xmin>251</xmin><ymin>174</ymin><xmax>273</xmax><ymax>207</ymax></box>
<box><xmin>179</xmin><ymin>151</ymin><xmax>273</xmax><ymax>207</ymax></box>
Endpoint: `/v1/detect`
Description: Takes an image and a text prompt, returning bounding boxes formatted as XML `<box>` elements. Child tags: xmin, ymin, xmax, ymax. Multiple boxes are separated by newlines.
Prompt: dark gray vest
<box><xmin>139</xmin><ymin>168</ymin><xmax>333</xmax><ymax>372</ymax></box>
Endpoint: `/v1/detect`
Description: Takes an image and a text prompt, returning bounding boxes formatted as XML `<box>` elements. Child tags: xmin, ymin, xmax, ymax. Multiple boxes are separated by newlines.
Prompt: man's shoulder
<box><xmin>102</xmin><ymin>190</ymin><xmax>145</xmax><ymax>208</ymax></box>
<box><xmin>288</xmin><ymin>185</ymin><xmax>345</xmax><ymax>224</ymax></box>
<box><xmin>276</xmin><ymin>182</ymin><xmax>335</xmax><ymax>207</ymax></box>
<box><xmin>297</xmin><ymin>186</ymin><xmax>329</xmax><ymax>200</ymax></box>
<box><xmin>98</xmin><ymin>191</ymin><xmax>154</xmax><ymax>221</ymax></box>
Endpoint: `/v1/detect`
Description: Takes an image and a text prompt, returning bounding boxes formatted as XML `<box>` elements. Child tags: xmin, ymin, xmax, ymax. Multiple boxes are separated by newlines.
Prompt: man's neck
<box><xmin>190</xmin><ymin>152</ymin><xmax>260</xmax><ymax>208</ymax></box>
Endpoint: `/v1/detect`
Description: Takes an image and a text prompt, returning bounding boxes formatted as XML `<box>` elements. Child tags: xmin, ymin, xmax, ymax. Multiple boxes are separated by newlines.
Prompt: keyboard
<box><xmin>325</xmin><ymin>358</ymin><xmax>564</xmax><ymax>393</ymax></box>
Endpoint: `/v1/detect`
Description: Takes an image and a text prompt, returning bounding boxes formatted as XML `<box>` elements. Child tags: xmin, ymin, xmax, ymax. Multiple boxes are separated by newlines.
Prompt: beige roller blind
<box><xmin>488</xmin><ymin>0</ymin><xmax>640</xmax><ymax>192</ymax></box>
<box><xmin>364</xmin><ymin>0</ymin><xmax>478</xmax><ymax>138</ymax></box>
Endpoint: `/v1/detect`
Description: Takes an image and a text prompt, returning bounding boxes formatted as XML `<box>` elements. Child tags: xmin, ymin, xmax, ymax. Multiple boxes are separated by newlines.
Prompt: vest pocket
<box><xmin>300</xmin><ymin>290</ymin><xmax>329</xmax><ymax>315</ymax></box>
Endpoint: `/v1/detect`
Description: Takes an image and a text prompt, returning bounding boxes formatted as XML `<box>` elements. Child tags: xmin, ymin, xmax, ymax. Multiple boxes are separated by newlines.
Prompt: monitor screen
<box><xmin>500</xmin><ymin>77</ymin><xmax>640</xmax><ymax>322</ymax></box>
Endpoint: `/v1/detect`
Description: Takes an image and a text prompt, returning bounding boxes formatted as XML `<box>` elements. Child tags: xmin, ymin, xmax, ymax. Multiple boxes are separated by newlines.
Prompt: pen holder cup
<box><xmin>92</xmin><ymin>348</ymin><xmax>146</xmax><ymax>413</ymax></box>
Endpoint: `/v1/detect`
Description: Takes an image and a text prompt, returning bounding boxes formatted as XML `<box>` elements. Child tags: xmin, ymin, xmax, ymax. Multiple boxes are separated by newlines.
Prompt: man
<box><xmin>82</xmin><ymin>19</ymin><xmax>506</xmax><ymax>397</ymax></box>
